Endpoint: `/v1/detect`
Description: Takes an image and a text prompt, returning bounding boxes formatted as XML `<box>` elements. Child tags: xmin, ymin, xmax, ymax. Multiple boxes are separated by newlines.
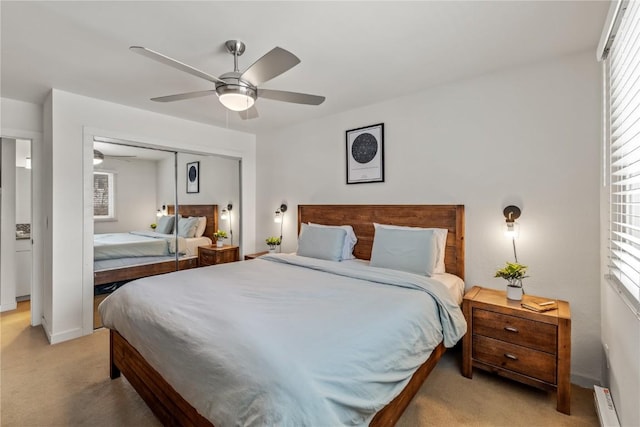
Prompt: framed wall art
<box><xmin>186</xmin><ymin>161</ymin><xmax>199</xmax><ymax>193</ymax></box>
<box><xmin>346</xmin><ymin>123</ymin><xmax>384</xmax><ymax>184</ymax></box>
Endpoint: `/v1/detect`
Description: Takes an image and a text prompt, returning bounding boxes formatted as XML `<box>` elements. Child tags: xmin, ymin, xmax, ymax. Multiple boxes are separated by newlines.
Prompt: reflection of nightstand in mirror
<box><xmin>198</xmin><ymin>245</ymin><xmax>239</xmax><ymax>267</ymax></box>
<box><xmin>244</xmin><ymin>251</ymin><xmax>269</xmax><ymax>261</ymax></box>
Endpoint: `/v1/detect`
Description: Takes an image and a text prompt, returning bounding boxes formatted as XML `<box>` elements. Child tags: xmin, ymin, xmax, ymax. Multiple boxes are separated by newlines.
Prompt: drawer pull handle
<box><xmin>504</xmin><ymin>353</ymin><xmax>518</xmax><ymax>360</ymax></box>
<box><xmin>504</xmin><ymin>326</ymin><xmax>519</xmax><ymax>333</ymax></box>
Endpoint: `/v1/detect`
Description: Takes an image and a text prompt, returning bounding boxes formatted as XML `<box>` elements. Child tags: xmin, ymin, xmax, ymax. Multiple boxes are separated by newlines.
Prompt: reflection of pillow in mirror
<box><xmin>178</xmin><ymin>217</ymin><xmax>199</xmax><ymax>238</ymax></box>
<box><xmin>156</xmin><ymin>215</ymin><xmax>175</xmax><ymax>234</ymax></box>
<box><xmin>370</xmin><ymin>227</ymin><xmax>438</xmax><ymax>276</ymax></box>
<box><xmin>374</xmin><ymin>223</ymin><xmax>448</xmax><ymax>273</ymax></box>
<box><xmin>297</xmin><ymin>224</ymin><xmax>347</xmax><ymax>261</ymax></box>
<box><xmin>194</xmin><ymin>217</ymin><xmax>207</xmax><ymax>237</ymax></box>
<box><xmin>308</xmin><ymin>223</ymin><xmax>357</xmax><ymax>260</ymax></box>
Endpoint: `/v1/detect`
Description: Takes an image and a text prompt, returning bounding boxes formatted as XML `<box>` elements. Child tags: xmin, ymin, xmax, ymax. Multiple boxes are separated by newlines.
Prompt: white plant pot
<box><xmin>216</xmin><ymin>240</ymin><xmax>223</xmax><ymax>248</ymax></box>
<box><xmin>506</xmin><ymin>285</ymin><xmax>523</xmax><ymax>301</ymax></box>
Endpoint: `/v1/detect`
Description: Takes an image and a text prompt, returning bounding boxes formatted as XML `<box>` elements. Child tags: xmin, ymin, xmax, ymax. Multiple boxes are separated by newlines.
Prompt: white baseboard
<box><xmin>41</xmin><ymin>316</ymin><xmax>52</xmax><ymax>343</ymax></box>
<box><xmin>48</xmin><ymin>326</ymin><xmax>83</xmax><ymax>344</ymax></box>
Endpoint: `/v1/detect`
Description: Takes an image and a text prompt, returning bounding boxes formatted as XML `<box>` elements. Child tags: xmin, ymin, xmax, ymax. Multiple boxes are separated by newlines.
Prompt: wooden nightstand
<box><xmin>198</xmin><ymin>245</ymin><xmax>240</xmax><ymax>267</ymax></box>
<box><xmin>244</xmin><ymin>251</ymin><xmax>269</xmax><ymax>260</ymax></box>
<box><xmin>462</xmin><ymin>286</ymin><xmax>571</xmax><ymax>414</ymax></box>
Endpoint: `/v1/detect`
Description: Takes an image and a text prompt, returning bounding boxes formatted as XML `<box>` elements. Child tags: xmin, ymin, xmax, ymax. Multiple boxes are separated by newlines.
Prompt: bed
<box><xmin>93</xmin><ymin>204</ymin><xmax>217</xmax><ymax>286</ymax></box>
<box><xmin>101</xmin><ymin>204</ymin><xmax>466</xmax><ymax>426</ymax></box>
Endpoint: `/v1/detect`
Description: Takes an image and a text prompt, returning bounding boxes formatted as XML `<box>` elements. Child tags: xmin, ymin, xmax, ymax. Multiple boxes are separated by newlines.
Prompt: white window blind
<box><xmin>609</xmin><ymin>0</ymin><xmax>640</xmax><ymax>305</ymax></box>
<box><xmin>93</xmin><ymin>171</ymin><xmax>115</xmax><ymax>219</ymax></box>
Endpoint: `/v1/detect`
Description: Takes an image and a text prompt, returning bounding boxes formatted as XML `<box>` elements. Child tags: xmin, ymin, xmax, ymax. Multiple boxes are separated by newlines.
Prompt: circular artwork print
<box><xmin>351</xmin><ymin>133</ymin><xmax>378</xmax><ymax>164</ymax></box>
<box><xmin>188</xmin><ymin>165</ymin><xmax>198</xmax><ymax>182</ymax></box>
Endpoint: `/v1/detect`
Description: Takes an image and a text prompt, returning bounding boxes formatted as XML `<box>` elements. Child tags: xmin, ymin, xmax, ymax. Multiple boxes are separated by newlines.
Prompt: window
<box><xmin>604</xmin><ymin>0</ymin><xmax>640</xmax><ymax>306</ymax></box>
<box><xmin>94</xmin><ymin>171</ymin><xmax>115</xmax><ymax>220</ymax></box>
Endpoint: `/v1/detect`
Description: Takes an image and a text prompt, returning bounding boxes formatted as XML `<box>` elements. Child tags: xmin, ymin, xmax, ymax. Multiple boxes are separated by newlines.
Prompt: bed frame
<box><xmin>94</xmin><ymin>204</ymin><xmax>218</xmax><ymax>286</ymax></box>
<box><xmin>109</xmin><ymin>204</ymin><xmax>465</xmax><ymax>426</ymax></box>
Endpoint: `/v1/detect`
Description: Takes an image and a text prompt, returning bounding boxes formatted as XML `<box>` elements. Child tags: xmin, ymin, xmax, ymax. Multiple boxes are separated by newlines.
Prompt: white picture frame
<box><xmin>186</xmin><ymin>161</ymin><xmax>199</xmax><ymax>193</ymax></box>
<box><xmin>346</xmin><ymin>123</ymin><xmax>384</xmax><ymax>184</ymax></box>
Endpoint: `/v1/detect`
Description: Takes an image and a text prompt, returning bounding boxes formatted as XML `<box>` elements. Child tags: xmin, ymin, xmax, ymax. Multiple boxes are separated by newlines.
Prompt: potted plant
<box><xmin>495</xmin><ymin>262</ymin><xmax>528</xmax><ymax>301</ymax></box>
<box><xmin>265</xmin><ymin>236</ymin><xmax>281</xmax><ymax>252</ymax></box>
<box><xmin>213</xmin><ymin>230</ymin><xmax>228</xmax><ymax>247</ymax></box>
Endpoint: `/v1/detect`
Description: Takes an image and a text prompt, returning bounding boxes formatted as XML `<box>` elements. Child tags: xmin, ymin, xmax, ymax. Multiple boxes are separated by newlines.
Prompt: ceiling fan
<box><xmin>130</xmin><ymin>40</ymin><xmax>325</xmax><ymax>119</ymax></box>
<box><xmin>93</xmin><ymin>149</ymin><xmax>137</xmax><ymax>165</ymax></box>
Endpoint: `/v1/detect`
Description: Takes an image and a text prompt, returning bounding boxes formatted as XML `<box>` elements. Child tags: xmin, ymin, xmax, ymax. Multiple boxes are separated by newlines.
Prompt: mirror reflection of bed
<box><xmin>93</xmin><ymin>204</ymin><xmax>218</xmax><ymax>328</ymax></box>
<box><xmin>92</xmin><ymin>139</ymin><xmax>240</xmax><ymax>329</ymax></box>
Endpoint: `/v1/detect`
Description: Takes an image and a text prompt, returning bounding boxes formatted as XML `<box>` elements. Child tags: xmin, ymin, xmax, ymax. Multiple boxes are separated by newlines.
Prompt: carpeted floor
<box><xmin>1</xmin><ymin>301</ymin><xmax>599</xmax><ymax>426</ymax></box>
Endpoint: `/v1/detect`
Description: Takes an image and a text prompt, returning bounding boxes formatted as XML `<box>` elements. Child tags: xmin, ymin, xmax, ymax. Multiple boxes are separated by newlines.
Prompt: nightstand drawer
<box><xmin>473</xmin><ymin>335</ymin><xmax>556</xmax><ymax>384</ymax></box>
<box><xmin>473</xmin><ymin>308</ymin><xmax>557</xmax><ymax>354</ymax></box>
<box><xmin>199</xmin><ymin>251</ymin><xmax>216</xmax><ymax>266</ymax></box>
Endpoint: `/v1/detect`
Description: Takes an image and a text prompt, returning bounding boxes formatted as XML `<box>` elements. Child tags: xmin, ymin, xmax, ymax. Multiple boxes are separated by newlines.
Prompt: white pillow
<box><xmin>308</xmin><ymin>222</ymin><xmax>357</xmax><ymax>260</ymax></box>
<box><xmin>297</xmin><ymin>224</ymin><xmax>347</xmax><ymax>261</ymax></box>
<box><xmin>177</xmin><ymin>216</ymin><xmax>199</xmax><ymax>238</ymax></box>
<box><xmin>370</xmin><ymin>227</ymin><xmax>438</xmax><ymax>276</ymax></box>
<box><xmin>194</xmin><ymin>216</ymin><xmax>207</xmax><ymax>238</ymax></box>
<box><xmin>373</xmin><ymin>223</ymin><xmax>448</xmax><ymax>273</ymax></box>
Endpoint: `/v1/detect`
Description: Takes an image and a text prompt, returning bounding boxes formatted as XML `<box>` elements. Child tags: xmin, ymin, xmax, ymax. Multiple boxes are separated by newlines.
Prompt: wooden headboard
<box><xmin>167</xmin><ymin>205</ymin><xmax>218</xmax><ymax>240</ymax></box>
<box><xmin>298</xmin><ymin>204</ymin><xmax>465</xmax><ymax>279</ymax></box>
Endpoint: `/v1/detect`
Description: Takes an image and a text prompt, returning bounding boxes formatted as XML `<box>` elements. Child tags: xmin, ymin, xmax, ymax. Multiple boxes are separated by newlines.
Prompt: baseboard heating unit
<box><xmin>593</xmin><ymin>385</ymin><xmax>620</xmax><ymax>427</ymax></box>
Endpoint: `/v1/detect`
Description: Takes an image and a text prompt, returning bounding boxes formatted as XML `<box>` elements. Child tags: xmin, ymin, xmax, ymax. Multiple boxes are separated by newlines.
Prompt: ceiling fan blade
<box><xmin>238</xmin><ymin>105</ymin><xmax>259</xmax><ymax>120</ymax></box>
<box><xmin>240</xmin><ymin>47</ymin><xmax>300</xmax><ymax>86</ymax></box>
<box><xmin>258</xmin><ymin>89</ymin><xmax>325</xmax><ymax>105</ymax></box>
<box><xmin>151</xmin><ymin>90</ymin><xmax>217</xmax><ymax>103</ymax></box>
<box><xmin>130</xmin><ymin>46</ymin><xmax>223</xmax><ymax>84</ymax></box>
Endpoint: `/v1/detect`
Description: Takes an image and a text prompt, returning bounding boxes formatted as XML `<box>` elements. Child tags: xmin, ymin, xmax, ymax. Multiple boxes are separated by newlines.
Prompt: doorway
<box><xmin>0</xmin><ymin>137</ymin><xmax>33</xmax><ymax>312</ymax></box>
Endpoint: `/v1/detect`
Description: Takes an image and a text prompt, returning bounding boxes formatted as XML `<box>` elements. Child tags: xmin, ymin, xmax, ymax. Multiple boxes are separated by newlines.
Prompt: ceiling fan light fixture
<box><xmin>218</xmin><ymin>93</ymin><xmax>255</xmax><ymax>111</ymax></box>
<box><xmin>93</xmin><ymin>149</ymin><xmax>104</xmax><ymax>165</ymax></box>
<box><xmin>216</xmin><ymin>83</ymin><xmax>257</xmax><ymax>112</ymax></box>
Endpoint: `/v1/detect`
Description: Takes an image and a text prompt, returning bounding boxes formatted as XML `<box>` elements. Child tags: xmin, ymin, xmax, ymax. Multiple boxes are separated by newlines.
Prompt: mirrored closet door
<box><xmin>92</xmin><ymin>139</ymin><xmax>241</xmax><ymax>329</ymax></box>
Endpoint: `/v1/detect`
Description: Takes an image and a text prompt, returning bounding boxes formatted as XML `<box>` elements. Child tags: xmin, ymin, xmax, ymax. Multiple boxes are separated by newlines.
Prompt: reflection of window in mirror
<box><xmin>93</xmin><ymin>171</ymin><xmax>115</xmax><ymax>220</ymax></box>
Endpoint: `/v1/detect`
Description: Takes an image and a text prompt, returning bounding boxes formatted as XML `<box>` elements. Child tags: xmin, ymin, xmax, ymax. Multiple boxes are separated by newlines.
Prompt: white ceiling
<box><xmin>1</xmin><ymin>1</ymin><xmax>609</xmax><ymax>134</ymax></box>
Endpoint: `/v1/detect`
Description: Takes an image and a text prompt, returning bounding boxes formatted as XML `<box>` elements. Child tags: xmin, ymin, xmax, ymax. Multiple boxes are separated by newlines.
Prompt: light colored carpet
<box><xmin>1</xmin><ymin>302</ymin><xmax>599</xmax><ymax>426</ymax></box>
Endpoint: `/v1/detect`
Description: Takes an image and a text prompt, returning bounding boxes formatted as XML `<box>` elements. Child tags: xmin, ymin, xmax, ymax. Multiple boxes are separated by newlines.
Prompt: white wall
<box><xmin>94</xmin><ymin>157</ymin><xmax>159</xmax><ymax>234</ymax></box>
<box><xmin>157</xmin><ymin>153</ymin><xmax>241</xmax><ymax>244</ymax></box>
<box><xmin>256</xmin><ymin>50</ymin><xmax>601</xmax><ymax>385</ymax></box>
<box><xmin>1</xmin><ymin>98</ymin><xmax>43</xmax><ymax>133</ymax></box>
<box><xmin>43</xmin><ymin>89</ymin><xmax>255</xmax><ymax>343</ymax></box>
<box><xmin>15</xmin><ymin>166</ymin><xmax>31</xmax><ymax>224</ymax></box>
<box><xmin>600</xmin><ymin>282</ymin><xmax>640</xmax><ymax>426</ymax></box>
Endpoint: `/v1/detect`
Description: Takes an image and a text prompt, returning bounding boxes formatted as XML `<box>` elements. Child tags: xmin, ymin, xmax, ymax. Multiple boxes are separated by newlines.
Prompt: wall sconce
<box><xmin>156</xmin><ymin>205</ymin><xmax>167</xmax><ymax>218</ymax></box>
<box><xmin>503</xmin><ymin>205</ymin><xmax>521</xmax><ymax>262</ymax></box>
<box><xmin>221</xmin><ymin>203</ymin><xmax>233</xmax><ymax>245</ymax></box>
<box><xmin>274</xmin><ymin>203</ymin><xmax>287</xmax><ymax>252</ymax></box>
<box><xmin>274</xmin><ymin>203</ymin><xmax>287</xmax><ymax>224</ymax></box>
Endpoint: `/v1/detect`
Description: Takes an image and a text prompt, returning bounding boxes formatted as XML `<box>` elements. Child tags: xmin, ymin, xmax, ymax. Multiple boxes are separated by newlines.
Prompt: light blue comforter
<box><xmin>99</xmin><ymin>254</ymin><xmax>467</xmax><ymax>426</ymax></box>
<box><xmin>93</xmin><ymin>231</ymin><xmax>185</xmax><ymax>260</ymax></box>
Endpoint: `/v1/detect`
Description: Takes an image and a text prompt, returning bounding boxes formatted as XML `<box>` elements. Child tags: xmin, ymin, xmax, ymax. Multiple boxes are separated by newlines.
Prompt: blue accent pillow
<box><xmin>177</xmin><ymin>216</ymin><xmax>200</xmax><ymax>238</ymax></box>
<box><xmin>297</xmin><ymin>224</ymin><xmax>347</xmax><ymax>261</ymax></box>
<box><xmin>369</xmin><ymin>227</ymin><xmax>438</xmax><ymax>276</ymax></box>
<box><xmin>156</xmin><ymin>215</ymin><xmax>175</xmax><ymax>234</ymax></box>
